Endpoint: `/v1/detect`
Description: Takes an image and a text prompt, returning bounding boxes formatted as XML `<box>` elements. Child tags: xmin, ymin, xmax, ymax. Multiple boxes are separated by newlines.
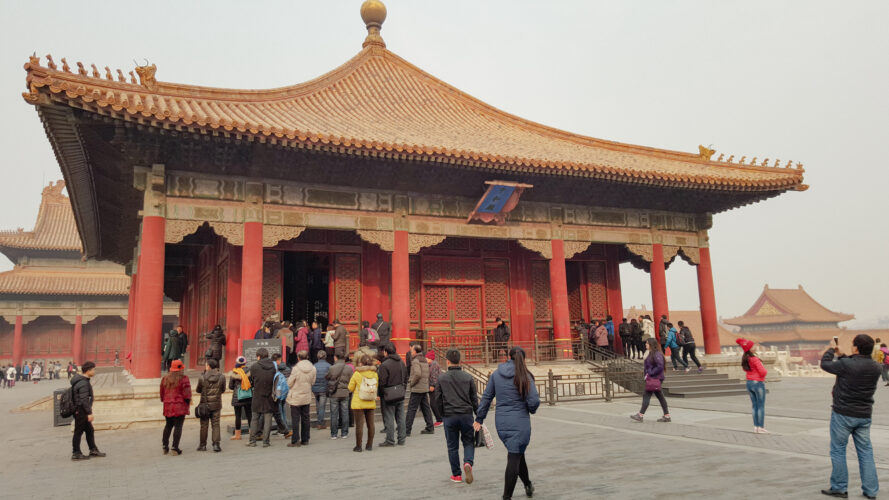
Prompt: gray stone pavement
<box><xmin>1</xmin><ymin>376</ymin><xmax>888</xmax><ymax>499</ymax></box>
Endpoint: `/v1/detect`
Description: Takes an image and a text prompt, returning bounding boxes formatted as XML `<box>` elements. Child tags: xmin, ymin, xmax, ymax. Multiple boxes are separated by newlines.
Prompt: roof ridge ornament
<box><xmin>361</xmin><ymin>0</ymin><xmax>387</xmax><ymax>49</ymax></box>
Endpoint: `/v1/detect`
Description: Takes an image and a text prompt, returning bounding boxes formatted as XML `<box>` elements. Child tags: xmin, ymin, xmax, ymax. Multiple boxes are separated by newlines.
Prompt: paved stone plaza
<box><xmin>1</xmin><ymin>377</ymin><xmax>887</xmax><ymax>499</ymax></box>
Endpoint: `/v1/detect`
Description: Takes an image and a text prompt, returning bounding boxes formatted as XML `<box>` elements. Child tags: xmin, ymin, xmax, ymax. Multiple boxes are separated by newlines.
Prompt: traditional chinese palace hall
<box><xmin>20</xmin><ymin>1</ymin><xmax>806</xmax><ymax>377</ymax></box>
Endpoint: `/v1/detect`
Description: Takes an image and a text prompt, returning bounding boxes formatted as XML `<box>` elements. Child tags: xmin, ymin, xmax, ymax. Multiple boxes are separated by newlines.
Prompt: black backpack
<box><xmin>59</xmin><ymin>385</ymin><xmax>76</xmax><ymax>418</ymax></box>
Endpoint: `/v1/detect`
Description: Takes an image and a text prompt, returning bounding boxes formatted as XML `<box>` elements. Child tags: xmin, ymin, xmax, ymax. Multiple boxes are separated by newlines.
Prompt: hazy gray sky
<box><xmin>0</xmin><ymin>1</ymin><xmax>886</xmax><ymax>326</ymax></box>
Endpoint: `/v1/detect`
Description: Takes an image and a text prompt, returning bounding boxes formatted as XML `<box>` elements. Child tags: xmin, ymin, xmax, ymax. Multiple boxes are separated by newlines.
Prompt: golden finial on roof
<box><xmin>361</xmin><ymin>0</ymin><xmax>387</xmax><ymax>49</ymax></box>
<box><xmin>698</xmin><ymin>144</ymin><xmax>715</xmax><ymax>160</ymax></box>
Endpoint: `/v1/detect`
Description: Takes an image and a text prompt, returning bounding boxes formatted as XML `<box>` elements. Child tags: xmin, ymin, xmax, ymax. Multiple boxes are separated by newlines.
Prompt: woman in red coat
<box><xmin>160</xmin><ymin>359</ymin><xmax>192</xmax><ymax>455</ymax></box>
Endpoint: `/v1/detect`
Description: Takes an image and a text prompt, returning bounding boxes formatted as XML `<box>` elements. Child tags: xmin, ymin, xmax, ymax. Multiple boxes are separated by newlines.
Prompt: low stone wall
<box><xmin>701</xmin><ymin>353</ymin><xmax>781</xmax><ymax>382</ymax></box>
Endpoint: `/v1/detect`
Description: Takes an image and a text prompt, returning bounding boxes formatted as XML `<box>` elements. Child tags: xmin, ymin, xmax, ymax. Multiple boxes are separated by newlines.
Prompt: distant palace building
<box><xmin>723</xmin><ymin>285</ymin><xmax>855</xmax><ymax>363</ymax></box>
<box><xmin>0</xmin><ymin>181</ymin><xmax>177</xmax><ymax>366</ymax></box>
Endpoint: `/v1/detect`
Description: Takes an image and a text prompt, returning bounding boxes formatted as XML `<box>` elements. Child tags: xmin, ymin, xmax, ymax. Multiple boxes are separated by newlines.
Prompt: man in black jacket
<box><xmin>377</xmin><ymin>344</ymin><xmax>407</xmax><ymax>446</ymax></box>
<box><xmin>373</xmin><ymin>313</ymin><xmax>392</xmax><ymax>348</ymax></box>
<box><xmin>432</xmin><ymin>349</ymin><xmax>478</xmax><ymax>484</ymax></box>
<box><xmin>70</xmin><ymin>361</ymin><xmax>106</xmax><ymax>461</ymax></box>
<box><xmin>492</xmin><ymin>318</ymin><xmax>510</xmax><ymax>362</ymax></box>
<box><xmin>820</xmin><ymin>334</ymin><xmax>881</xmax><ymax>499</ymax></box>
<box><xmin>247</xmin><ymin>348</ymin><xmax>277</xmax><ymax>448</ymax></box>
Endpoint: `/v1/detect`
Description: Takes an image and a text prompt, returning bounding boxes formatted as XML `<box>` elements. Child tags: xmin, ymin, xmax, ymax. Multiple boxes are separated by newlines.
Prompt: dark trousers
<box><xmin>353</xmin><ymin>408</ymin><xmax>375</xmax><ymax>449</ymax></box>
<box><xmin>640</xmin><ymin>390</ymin><xmax>669</xmax><ymax>416</ymax></box>
<box><xmin>621</xmin><ymin>338</ymin><xmax>632</xmax><ymax>357</ymax></box>
<box><xmin>429</xmin><ymin>393</ymin><xmax>443</xmax><ymax>423</ymax></box>
<box><xmin>248</xmin><ymin>411</ymin><xmax>273</xmax><ymax>444</ymax></box>
<box><xmin>637</xmin><ymin>340</ymin><xmax>647</xmax><ymax>357</ymax></box>
<box><xmin>381</xmin><ymin>399</ymin><xmax>406</xmax><ymax>444</ymax></box>
<box><xmin>405</xmin><ymin>391</ymin><xmax>433</xmax><ymax>435</ymax></box>
<box><xmin>290</xmin><ymin>404</ymin><xmax>311</xmax><ymax>444</ymax></box>
<box><xmin>504</xmin><ymin>452</ymin><xmax>531</xmax><ymax>498</ymax></box>
<box><xmin>443</xmin><ymin>414</ymin><xmax>475</xmax><ymax>476</ymax></box>
<box><xmin>162</xmin><ymin>415</ymin><xmax>185</xmax><ymax>450</ymax></box>
<box><xmin>272</xmin><ymin>401</ymin><xmax>289</xmax><ymax>433</ymax></box>
<box><xmin>199</xmin><ymin>409</ymin><xmax>221</xmax><ymax>446</ymax></box>
<box><xmin>234</xmin><ymin>405</ymin><xmax>252</xmax><ymax>430</ymax></box>
<box><xmin>682</xmin><ymin>343</ymin><xmax>701</xmax><ymax>368</ymax></box>
<box><xmin>669</xmin><ymin>347</ymin><xmax>688</xmax><ymax>369</ymax></box>
<box><xmin>72</xmin><ymin>411</ymin><xmax>97</xmax><ymax>454</ymax></box>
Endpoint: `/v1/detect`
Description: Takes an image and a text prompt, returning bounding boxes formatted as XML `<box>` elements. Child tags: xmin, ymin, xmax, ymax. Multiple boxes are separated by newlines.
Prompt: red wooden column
<box><xmin>239</xmin><ymin>222</ymin><xmax>263</xmax><ymax>344</ymax></box>
<box><xmin>12</xmin><ymin>314</ymin><xmax>23</xmax><ymax>366</ymax></box>
<box><xmin>605</xmin><ymin>245</ymin><xmax>625</xmax><ymax>355</ymax></box>
<box><xmin>391</xmin><ymin>230</ymin><xmax>410</xmax><ymax>353</ymax></box>
<box><xmin>132</xmin><ymin>216</ymin><xmax>166</xmax><ymax>378</ymax></box>
<box><xmin>697</xmin><ymin>247</ymin><xmax>720</xmax><ymax>355</ymax></box>
<box><xmin>125</xmin><ymin>271</ymin><xmax>137</xmax><ymax>367</ymax></box>
<box><xmin>549</xmin><ymin>239</ymin><xmax>572</xmax><ymax>358</ymax></box>
<box><xmin>225</xmin><ymin>245</ymin><xmax>242</xmax><ymax>370</ymax></box>
<box><xmin>72</xmin><ymin>315</ymin><xmax>83</xmax><ymax>365</ymax></box>
<box><xmin>650</xmin><ymin>243</ymin><xmax>669</xmax><ymax>341</ymax></box>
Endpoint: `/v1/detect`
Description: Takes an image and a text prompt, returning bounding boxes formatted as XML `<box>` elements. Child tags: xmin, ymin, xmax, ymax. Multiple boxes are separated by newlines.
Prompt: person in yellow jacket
<box><xmin>347</xmin><ymin>352</ymin><xmax>378</xmax><ymax>453</ymax></box>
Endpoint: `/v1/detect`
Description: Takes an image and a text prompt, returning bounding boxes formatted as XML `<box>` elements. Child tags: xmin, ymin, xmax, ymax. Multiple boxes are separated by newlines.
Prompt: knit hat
<box><xmin>425</xmin><ymin>351</ymin><xmax>436</xmax><ymax>361</ymax></box>
<box><xmin>170</xmin><ymin>359</ymin><xmax>185</xmax><ymax>372</ymax></box>
<box><xmin>736</xmin><ymin>338</ymin><xmax>755</xmax><ymax>352</ymax></box>
<box><xmin>235</xmin><ymin>356</ymin><xmax>247</xmax><ymax>367</ymax></box>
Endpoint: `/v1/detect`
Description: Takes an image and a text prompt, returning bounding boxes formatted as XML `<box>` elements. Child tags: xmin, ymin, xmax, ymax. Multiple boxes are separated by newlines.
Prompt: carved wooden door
<box><xmin>423</xmin><ymin>285</ymin><xmax>483</xmax><ymax>348</ymax></box>
<box><xmin>332</xmin><ymin>253</ymin><xmax>361</xmax><ymax>349</ymax></box>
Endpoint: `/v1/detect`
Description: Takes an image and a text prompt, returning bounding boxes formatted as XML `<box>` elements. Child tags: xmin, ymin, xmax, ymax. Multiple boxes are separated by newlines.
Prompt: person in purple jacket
<box><xmin>630</xmin><ymin>338</ymin><xmax>671</xmax><ymax>423</ymax></box>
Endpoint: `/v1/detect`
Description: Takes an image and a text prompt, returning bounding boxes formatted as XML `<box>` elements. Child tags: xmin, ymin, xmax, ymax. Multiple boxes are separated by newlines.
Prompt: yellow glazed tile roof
<box><xmin>22</xmin><ymin>47</ymin><xmax>805</xmax><ymax>193</ymax></box>
<box><xmin>0</xmin><ymin>180</ymin><xmax>81</xmax><ymax>251</ymax></box>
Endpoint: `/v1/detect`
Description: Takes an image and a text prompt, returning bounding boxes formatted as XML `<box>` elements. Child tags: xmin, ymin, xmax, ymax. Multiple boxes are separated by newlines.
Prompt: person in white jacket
<box><xmin>286</xmin><ymin>351</ymin><xmax>317</xmax><ymax>447</ymax></box>
<box><xmin>5</xmin><ymin>365</ymin><xmax>15</xmax><ymax>388</ymax></box>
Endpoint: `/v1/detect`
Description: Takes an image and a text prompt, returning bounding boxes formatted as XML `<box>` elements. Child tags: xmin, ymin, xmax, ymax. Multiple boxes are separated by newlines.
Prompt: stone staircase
<box><xmin>662</xmin><ymin>368</ymin><xmax>751</xmax><ymax>398</ymax></box>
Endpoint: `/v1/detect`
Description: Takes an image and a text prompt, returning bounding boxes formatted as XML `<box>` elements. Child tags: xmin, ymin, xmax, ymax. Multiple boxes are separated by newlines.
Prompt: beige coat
<box><xmin>286</xmin><ymin>360</ymin><xmax>316</xmax><ymax>407</ymax></box>
<box><xmin>409</xmin><ymin>355</ymin><xmax>430</xmax><ymax>394</ymax></box>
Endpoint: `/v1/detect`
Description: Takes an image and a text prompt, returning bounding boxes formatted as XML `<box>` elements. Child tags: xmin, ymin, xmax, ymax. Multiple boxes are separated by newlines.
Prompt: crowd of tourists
<box><xmin>49</xmin><ymin>308</ymin><xmax>886</xmax><ymax>499</ymax></box>
<box><xmin>2</xmin><ymin>360</ymin><xmax>78</xmax><ymax>387</ymax></box>
<box><xmin>574</xmin><ymin>314</ymin><xmax>703</xmax><ymax>373</ymax></box>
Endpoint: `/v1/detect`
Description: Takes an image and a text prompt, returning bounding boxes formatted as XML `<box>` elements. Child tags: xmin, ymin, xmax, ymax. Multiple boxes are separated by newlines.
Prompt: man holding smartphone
<box><xmin>819</xmin><ymin>334</ymin><xmax>881</xmax><ymax>499</ymax></box>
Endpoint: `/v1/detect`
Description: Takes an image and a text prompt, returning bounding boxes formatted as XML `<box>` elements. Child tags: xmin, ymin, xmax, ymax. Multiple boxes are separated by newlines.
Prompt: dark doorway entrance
<box><xmin>282</xmin><ymin>252</ymin><xmax>330</xmax><ymax>329</ymax></box>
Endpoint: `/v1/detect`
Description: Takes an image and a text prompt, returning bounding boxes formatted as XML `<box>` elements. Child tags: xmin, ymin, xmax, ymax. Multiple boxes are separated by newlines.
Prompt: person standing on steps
<box><xmin>70</xmin><ymin>361</ymin><xmax>106</xmax><ymax>461</ymax></box>
<box><xmin>658</xmin><ymin>315</ymin><xmax>669</xmax><ymax>356</ymax></box>
<box><xmin>604</xmin><ymin>315</ymin><xmax>615</xmax><ymax>352</ymax></box>
<box><xmin>196</xmin><ymin>358</ymin><xmax>226</xmax><ymax>452</ymax></box>
<box><xmin>229</xmin><ymin>356</ymin><xmax>252</xmax><ymax>441</ymax></box>
<box><xmin>630</xmin><ymin>338</ymin><xmax>671</xmax><ymax>424</ymax></box>
<box><xmin>247</xmin><ymin>348</ymin><xmax>277</xmax><ymax>448</ymax></box>
<box><xmin>820</xmin><ymin>334</ymin><xmax>881</xmax><ymax>500</ymax></box>
<box><xmin>372</xmin><ymin>313</ymin><xmax>392</xmax><ymax>349</ymax></box>
<box><xmin>432</xmin><ymin>349</ymin><xmax>478</xmax><ymax>485</ymax></box>
<box><xmin>737</xmin><ymin>338</ymin><xmax>769</xmax><ymax>434</ymax></box>
<box><xmin>204</xmin><ymin>324</ymin><xmax>226</xmax><ymax>364</ymax></box>
<box><xmin>475</xmin><ymin>347</ymin><xmax>540</xmax><ymax>500</ymax></box>
<box><xmin>618</xmin><ymin>318</ymin><xmax>632</xmax><ymax>358</ymax></box>
<box><xmin>492</xmin><ymin>317</ymin><xmax>511</xmax><ymax>362</ymax></box>
<box><xmin>405</xmin><ymin>344</ymin><xmax>434</xmax><ymax>437</ymax></box>
<box><xmin>678</xmin><ymin>321</ymin><xmax>702</xmax><ymax>373</ymax></box>
<box><xmin>332</xmin><ymin>319</ymin><xmax>349</xmax><ymax>359</ymax></box>
<box><xmin>665</xmin><ymin>323</ymin><xmax>688</xmax><ymax>371</ymax></box>
<box><xmin>159</xmin><ymin>359</ymin><xmax>191</xmax><ymax>456</ymax></box>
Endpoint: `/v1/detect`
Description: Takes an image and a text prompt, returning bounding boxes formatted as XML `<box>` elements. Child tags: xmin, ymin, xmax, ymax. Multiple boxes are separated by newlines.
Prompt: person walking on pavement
<box><xmin>879</xmin><ymin>343</ymin><xmax>889</xmax><ymax>386</ymax></box>
<box><xmin>247</xmin><ymin>348</ymin><xmax>277</xmax><ymax>448</ymax></box>
<box><xmin>312</xmin><ymin>350</ymin><xmax>331</xmax><ymax>430</ymax></box>
<box><xmin>377</xmin><ymin>344</ymin><xmax>406</xmax><ymax>447</ymax></box>
<box><xmin>475</xmin><ymin>347</ymin><xmax>540</xmax><ymax>500</ymax></box>
<box><xmin>665</xmin><ymin>323</ymin><xmax>689</xmax><ymax>371</ymax></box>
<box><xmin>820</xmin><ymin>334</ymin><xmax>881</xmax><ymax>500</ymax></box>
<box><xmin>286</xmin><ymin>350</ymin><xmax>316</xmax><ymax>447</ymax></box>
<box><xmin>270</xmin><ymin>353</ymin><xmax>293</xmax><ymax>439</ymax></box>
<box><xmin>70</xmin><ymin>361</ymin><xmax>105</xmax><ymax>461</ymax></box>
<box><xmin>432</xmin><ymin>349</ymin><xmax>478</xmax><ymax>485</ymax></box>
<box><xmin>406</xmin><ymin>344</ymin><xmax>435</xmax><ymax>437</ymax></box>
<box><xmin>427</xmin><ymin>350</ymin><xmax>444</xmax><ymax>428</ymax></box>
<box><xmin>159</xmin><ymin>359</ymin><xmax>191</xmax><ymax>455</ymax></box>
<box><xmin>229</xmin><ymin>356</ymin><xmax>252</xmax><ymax>441</ymax></box>
<box><xmin>348</xmin><ymin>352</ymin><xmax>379</xmax><ymax>452</ymax></box>
<box><xmin>678</xmin><ymin>321</ymin><xmax>702</xmax><ymax>372</ymax></box>
<box><xmin>737</xmin><ymin>338</ymin><xmax>769</xmax><ymax>434</ymax></box>
<box><xmin>196</xmin><ymin>358</ymin><xmax>226</xmax><ymax>452</ymax></box>
<box><xmin>630</xmin><ymin>338</ymin><xmax>671</xmax><ymax>423</ymax></box>
<box><xmin>326</xmin><ymin>352</ymin><xmax>353</xmax><ymax>440</ymax></box>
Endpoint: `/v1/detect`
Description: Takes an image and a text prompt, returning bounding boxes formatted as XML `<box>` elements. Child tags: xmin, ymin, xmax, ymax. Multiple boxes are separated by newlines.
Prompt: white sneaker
<box><xmin>758</xmin><ymin>428</ymin><xmax>770</xmax><ymax>434</ymax></box>
<box><xmin>330</xmin><ymin>435</ymin><xmax>338</xmax><ymax>440</ymax></box>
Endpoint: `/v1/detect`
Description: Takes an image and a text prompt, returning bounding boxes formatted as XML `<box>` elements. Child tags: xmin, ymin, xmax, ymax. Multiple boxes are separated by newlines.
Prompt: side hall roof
<box><xmin>723</xmin><ymin>285</ymin><xmax>855</xmax><ymax>327</ymax></box>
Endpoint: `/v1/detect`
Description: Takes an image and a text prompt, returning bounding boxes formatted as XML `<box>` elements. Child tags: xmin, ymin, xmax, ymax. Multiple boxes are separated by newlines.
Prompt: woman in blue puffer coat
<box><xmin>475</xmin><ymin>346</ymin><xmax>540</xmax><ymax>500</ymax></box>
